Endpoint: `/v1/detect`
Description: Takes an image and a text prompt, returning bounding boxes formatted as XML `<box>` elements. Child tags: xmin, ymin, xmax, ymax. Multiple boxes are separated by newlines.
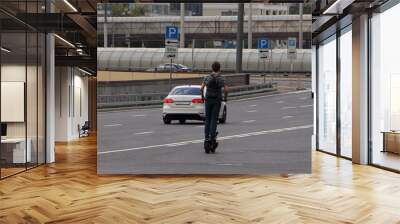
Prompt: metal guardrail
<box><xmin>97</xmin><ymin>83</ymin><xmax>277</xmax><ymax>110</ymax></box>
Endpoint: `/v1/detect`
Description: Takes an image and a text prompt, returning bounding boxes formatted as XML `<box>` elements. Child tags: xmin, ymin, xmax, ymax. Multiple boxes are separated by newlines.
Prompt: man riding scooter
<box><xmin>201</xmin><ymin>61</ymin><xmax>229</xmax><ymax>154</ymax></box>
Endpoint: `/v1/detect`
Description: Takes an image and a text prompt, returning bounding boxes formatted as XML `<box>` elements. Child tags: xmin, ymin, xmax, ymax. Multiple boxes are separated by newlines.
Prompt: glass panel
<box><xmin>0</xmin><ymin>0</ymin><xmax>46</xmax><ymax>178</ymax></box>
<box><xmin>371</xmin><ymin>4</ymin><xmax>400</xmax><ymax>171</ymax></box>
<box><xmin>27</xmin><ymin>30</ymin><xmax>38</xmax><ymax>169</ymax></box>
<box><xmin>318</xmin><ymin>36</ymin><xmax>337</xmax><ymax>154</ymax></box>
<box><xmin>26</xmin><ymin>0</ymin><xmax>41</xmax><ymax>169</ymax></box>
<box><xmin>1</xmin><ymin>9</ymin><xmax>28</xmax><ymax>177</ymax></box>
<box><xmin>38</xmin><ymin>32</ymin><xmax>45</xmax><ymax>165</ymax></box>
<box><xmin>340</xmin><ymin>28</ymin><xmax>352</xmax><ymax>158</ymax></box>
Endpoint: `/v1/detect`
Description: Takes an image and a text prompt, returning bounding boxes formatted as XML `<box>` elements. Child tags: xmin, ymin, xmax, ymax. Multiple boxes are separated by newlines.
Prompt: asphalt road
<box><xmin>98</xmin><ymin>91</ymin><xmax>313</xmax><ymax>174</ymax></box>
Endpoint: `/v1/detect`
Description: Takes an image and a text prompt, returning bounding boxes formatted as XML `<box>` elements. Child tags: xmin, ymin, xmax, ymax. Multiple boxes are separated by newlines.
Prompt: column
<box><xmin>312</xmin><ymin>45</ymin><xmax>317</xmax><ymax>150</ymax></box>
<box><xmin>248</xmin><ymin>3</ymin><xmax>252</xmax><ymax>49</ymax></box>
<box><xmin>352</xmin><ymin>14</ymin><xmax>369</xmax><ymax>164</ymax></box>
<box><xmin>236</xmin><ymin>3</ymin><xmax>244</xmax><ymax>73</ymax></box>
<box><xmin>46</xmin><ymin>31</ymin><xmax>55</xmax><ymax>163</ymax></box>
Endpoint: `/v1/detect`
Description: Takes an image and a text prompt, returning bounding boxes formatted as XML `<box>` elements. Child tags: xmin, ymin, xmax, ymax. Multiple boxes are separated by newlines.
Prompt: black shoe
<box><xmin>204</xmin><ymin>140</ymin><xmax>211</xmax><ymax>154</ymax></box>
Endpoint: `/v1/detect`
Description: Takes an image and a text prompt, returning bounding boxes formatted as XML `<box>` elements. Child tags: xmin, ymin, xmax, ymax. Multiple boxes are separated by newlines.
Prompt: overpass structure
<box><xmin>98</xmin><ymin>15</ymin><xmax>312</xmax><ymax>47</ymax></box>
<box><xmin>98</xmin><ymin>47</ymin><xmax>311</xmax><ymax>73</ymax></box>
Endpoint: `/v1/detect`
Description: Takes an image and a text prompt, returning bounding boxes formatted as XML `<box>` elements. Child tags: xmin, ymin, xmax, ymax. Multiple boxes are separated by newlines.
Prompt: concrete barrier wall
<box><xmin>97</xmin><ymin>74</ymin><xmax>249</xmax><ymax>96</ymax></box>
<box><xmin>97</xmin><ymin>82</ymin><xmax>277</xmax><ymax>109</ymax></box>
<box><xmin>97</xmin><ymin>74</ymin><xmax>255</xmax><ymax>109</ymax></box>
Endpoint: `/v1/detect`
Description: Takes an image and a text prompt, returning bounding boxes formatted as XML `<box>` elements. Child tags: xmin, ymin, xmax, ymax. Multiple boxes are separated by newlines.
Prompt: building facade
<box><xmin>203</xmin><ymin>3</ymin><xmax>289</xmax><ymax>16</ymax></box>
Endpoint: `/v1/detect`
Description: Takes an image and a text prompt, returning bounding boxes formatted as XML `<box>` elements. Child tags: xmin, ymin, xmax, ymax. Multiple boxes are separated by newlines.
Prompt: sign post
<box><xmin>258</xmin><ymin>39</ymin><xmax>271</xmax><ymax>84</ymax></box>
<box><xmin>165</xmin><ymin>26</ymin><xmax>179</xmax><ymax>89</ymax></box>
<box><xmin>169</xmin><ymin>57</ymin><xmax>172</xmax><ymax>89</ymax></box>
<box><xmin>287</xmin><ymin>37</ymin><xmax>301</xmax><ymax>89</ymax></box>
<box><xmin>287</xmin><ymin>37</ymin><xmax>297</xmax><ymax>59</ymax></box>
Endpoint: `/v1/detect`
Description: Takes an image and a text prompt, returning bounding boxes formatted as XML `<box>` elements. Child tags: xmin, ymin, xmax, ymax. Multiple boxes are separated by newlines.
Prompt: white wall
<box><xmin>1</xmin><ymin>65</ymin><xmax>26</xmax><ymax>81</ymax></box>
<box><xmin>1</xmin><ymin>65</ymin><xmax>27</xmax><ymax>138</ymax></box>
<box><xmin>1</xmin><ymin>63</ymin><xmax>46</xmax><ymax>164</ymax></box>
<box><xmin>55</xmin><ymin>67</ymin><xmax>89</xmax><ymax>141</ymax></box>
<box><xmin>72</xmin><ymin>73</ymin><xmax>89</xmax><ymax>138</ymax></box>
<box><xmin>55</xmin><ymin>66</ymin><xmax>70</xmax><ymax>141</ymax></box>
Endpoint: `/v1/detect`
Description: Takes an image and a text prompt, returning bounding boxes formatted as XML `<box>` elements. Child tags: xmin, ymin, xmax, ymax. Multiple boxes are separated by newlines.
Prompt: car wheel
<box><xmin>179</xmin><ymin>119</ymin><xmax>186</xmax><ymax>124</ymax></box>
<box><xmin>163</xmin><ymin>117</ymin><xmax>171</xmax><ymax>124</ymax></box>
<box><xmin>219</xmin><ymin>107</ymin><xmax>227</xmax><ymax>124</ymax></box>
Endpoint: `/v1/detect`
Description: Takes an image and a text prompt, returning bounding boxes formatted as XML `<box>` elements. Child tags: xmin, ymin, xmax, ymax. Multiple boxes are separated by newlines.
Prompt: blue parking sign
<box><xmin>258</xmin><ymin>39</ymin><xmax>269</xmax><ymax>49</ymax></box>
<box><xmin>165</xmin><ymin>26</ymin><xmax>179</xmax><ymax>40</ymax></box>
<box><xmin>288</xmin><ymin>38</ymin><xmax>297</xmax><ymax>49</ymax></box>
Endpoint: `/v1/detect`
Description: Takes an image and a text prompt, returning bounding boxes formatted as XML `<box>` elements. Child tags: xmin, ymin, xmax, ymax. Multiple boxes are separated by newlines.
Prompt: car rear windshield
<box><xmin>171</xmin><ymin>87</ymin><xmax>201</xmax><ymax>95</ymax></box>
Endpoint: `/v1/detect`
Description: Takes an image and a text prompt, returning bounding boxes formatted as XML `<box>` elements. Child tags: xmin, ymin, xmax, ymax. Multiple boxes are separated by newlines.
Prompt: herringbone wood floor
<box><xmin>1</xmin><ymin>135</ymin><xmax>400</xmax><ymax>224</ymax></box>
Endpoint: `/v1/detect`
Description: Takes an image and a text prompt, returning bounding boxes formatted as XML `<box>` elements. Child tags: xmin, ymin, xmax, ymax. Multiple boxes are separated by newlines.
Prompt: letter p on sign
<box><xmin>165</xmin><ymin>26</ymin><xmax>179</xmax><ymax>40</ymax></box>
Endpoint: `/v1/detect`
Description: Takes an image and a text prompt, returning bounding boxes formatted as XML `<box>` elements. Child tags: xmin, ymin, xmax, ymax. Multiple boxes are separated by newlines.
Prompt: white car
<box><xmin>146</xmin><ymin>63</ymin><xmax>191</xmax><ymax>72</ymax></box>
<box><xmin>162</xmin><ymin>85</ymin><xmax>227</xmax><ymax>124</ymax></box>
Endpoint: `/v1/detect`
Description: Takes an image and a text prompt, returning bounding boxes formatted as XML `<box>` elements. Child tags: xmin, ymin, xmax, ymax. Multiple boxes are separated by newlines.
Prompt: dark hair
<box><xmin>211</xmin><ymin>61</ymin><xmax>221</xmax><ymax>72</ymax></box>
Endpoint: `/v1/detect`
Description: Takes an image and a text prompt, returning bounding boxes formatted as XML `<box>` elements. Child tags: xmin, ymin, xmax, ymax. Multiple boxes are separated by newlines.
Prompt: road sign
<box><xmin>165</xmin><ymin>39</ymin><xmax>178</xmax><ymax>45</ymax></box>
<box><xmin>165</xmin><ymin>26</ymin><xmax>179</xmax><ymax>40</ymax></box>
<box><xmin>259</xmin><ymin>49</ymin><xmax>271</xmax><ymax>60</ymax></box>
<box><xmin>165</xmin><ymin>26</ymin><xmax>179</xmax><ymax>58</ymax></box>
<box><xmin>258</xmin><ymin>39</ymin><xmax>270</xmax><ymax>60</ymax></box>
<box><xmin>288</xmin><ymin>37</ymin><xmax>296</xmax><ymax>49</ymax></box>
<box><xmin>287</xmin><ymin>52</ymin><xmax>297</xmax><ymax>60</ymax></box>
<box><xmin>165</xmin><ymin>45</ymin><xmax>178</xmax><ymax>58</ymax></box>
<box><xmin>287</xmin><ymin>37</ymin><xmax>297</xmax><ymax>59</ymax></box>
<box><xmin>257</xmin><ymin>39</ymin><xmax>269</xmax><ymax>49</ymax></box>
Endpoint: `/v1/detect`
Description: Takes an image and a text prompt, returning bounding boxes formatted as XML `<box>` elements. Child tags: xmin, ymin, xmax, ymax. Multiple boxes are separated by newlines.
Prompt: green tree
<box><xmin>111</xmin><ymin>4</ymin><xmax>125</xmax><ymax>16</ymax></box>
<box><xmin>128</xmin><ymin>5</ymin><xmax>147</xmax><ymax>17</ymax></box>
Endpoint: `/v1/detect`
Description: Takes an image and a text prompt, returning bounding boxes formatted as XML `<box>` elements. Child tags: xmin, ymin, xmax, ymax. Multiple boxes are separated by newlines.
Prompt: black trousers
<box><xmin>204</xmin><ymin>98</ymin><xmax>221</xmax><ymax>141</ymax></box>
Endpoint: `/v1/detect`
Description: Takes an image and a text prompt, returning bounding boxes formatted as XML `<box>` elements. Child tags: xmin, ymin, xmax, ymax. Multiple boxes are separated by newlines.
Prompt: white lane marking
<box><xmin>195</xmin><ymin>125</ymin><xmax>204</xmax><ymax>128</ymax></box>
<box><xmin>215</xmin><ymin>163</ymin><xmax>244</xmax><ymax>166</ymax></box>
<box><xmin>276</xmin><ymin>101</ymin><xmax>285</xmax><ymax>104</ymax></box>
<box><xmin>134</xmin><ymin>131</ymin><xmax>154</xmax><ymax>135</ymax></box>
<box><xmin>247</xmin><ymin>110</ymin><xmax>257</xmax><ymax>113</ymax></box>
<box><xmin>242</xmin><ymin>120</ymin><xmax>256</xmax><ymax>123</ymax></box>
<box><xmin>132</xmin><ymin>114</ymin><xmax>146</xmax><ymax>117</ymax></box>
<box><xmin>281</xmin><ymin>106</ymin><xmax>296</xmax><ymax>110</ymax></box>
<box><xmin>282</xmin><ymin>116</ymin><xmax>293</xmax><ymax>119</ymax></box>
<box><xmin>104</xmin><ymin>124</ymin><xmax>122</xmax><ymax>127</ymax></box>
<box><xmin>248</xmin><ymin>104</ymin><xmax>257</xmax><ymax>107</ymax></box>
<box><xmin>232</xmin><ymin>90</ymin><xmax>311</xmax><ymax>102</ymax></box>
<box><xmin>299</xmin><ymin>105</ymin><xmax>313</xmax><ymax>108</ymax></box>
<box><xmin>98</xmin><ymin>124</ymin><xmax>313</xmax><ymax>155</ymax></box>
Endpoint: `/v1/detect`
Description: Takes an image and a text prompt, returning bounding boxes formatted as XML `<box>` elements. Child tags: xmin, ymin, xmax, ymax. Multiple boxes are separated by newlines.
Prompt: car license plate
<box><xmin>175</xmin><ymin>102</ymin><xmax>190</xmax><ymax>105</ymax></box>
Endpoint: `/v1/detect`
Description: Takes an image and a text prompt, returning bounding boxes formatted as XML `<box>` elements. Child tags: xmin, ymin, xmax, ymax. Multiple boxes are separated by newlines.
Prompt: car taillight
<box><xmin>192</xmin><ymin>98</ymin><xmax>204</xmax><ymax>104</ymax></box>
<box><xmin>163</xmin><ymin>98</ymin><xmax>174</xmax><ymax>104</ymax></box>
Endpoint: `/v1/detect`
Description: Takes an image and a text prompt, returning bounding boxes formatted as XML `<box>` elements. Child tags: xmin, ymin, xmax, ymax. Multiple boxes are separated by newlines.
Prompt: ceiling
<box><xmin>1</xmin><ymin>0</ymin><xmax>99</xmax><ymax>73</ymax></box>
